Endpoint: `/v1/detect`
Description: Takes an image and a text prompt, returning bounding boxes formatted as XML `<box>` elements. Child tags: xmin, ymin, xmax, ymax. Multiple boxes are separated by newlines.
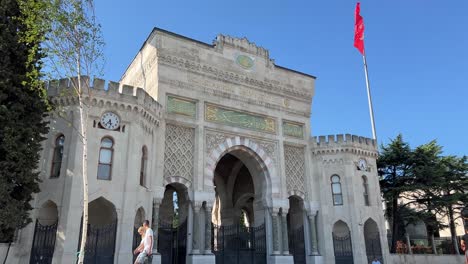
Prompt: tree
<box><xmin>435</xmin><ymin>155</ymin><xmax>468</xmax><ymax>254</ymax></box>
<box><xmin>0</xmin><ymin>0</ymin><xmax>49</xmax><ymax>243</ymax></box>
<box><xmin>43</xmin><ymin>0</ymin><xmax>104</xmax><ymax>262</ymax></box>
<box><xmin>378</xmin><ymin>134</ymin><xmax>417</xmax><ymax>252</ymax></box>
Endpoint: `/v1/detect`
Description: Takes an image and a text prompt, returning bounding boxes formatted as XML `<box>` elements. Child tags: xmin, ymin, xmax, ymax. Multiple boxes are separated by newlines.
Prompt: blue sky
<box><xmin>94</xmin><ymin>0</ymin><xmax>467</xmax><ymax>156</ymax></box>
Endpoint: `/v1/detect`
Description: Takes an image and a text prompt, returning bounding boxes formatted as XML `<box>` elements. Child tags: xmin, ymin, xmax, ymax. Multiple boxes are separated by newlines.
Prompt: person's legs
<box><xmin>135</xmin><ymin>252</ymin><xmax>148</xmax><ymax>264</ymax></box>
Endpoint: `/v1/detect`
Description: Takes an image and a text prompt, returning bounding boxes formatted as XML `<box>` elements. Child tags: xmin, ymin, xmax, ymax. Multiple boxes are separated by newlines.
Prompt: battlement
<box><xmin>214</xmin><ymin>34</ymin><xmax>270</xmax><ymax>60</ymax></box>
<box><xmin>46</xmin><ymin>76</ymin><xmax>162</xmax><ymax>117</ymax></box>
<box><xmin>310</xmin><ymin>134</ymin><xmax>376</xmax><ymax>150</ymax></box>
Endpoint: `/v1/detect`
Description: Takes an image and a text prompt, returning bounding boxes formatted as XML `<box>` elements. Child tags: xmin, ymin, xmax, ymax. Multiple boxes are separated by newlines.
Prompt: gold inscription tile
<box><xmin>205</xmin><ymin>104</ymin><xmax>276</xmax><ymax>133</ymax></box>
<box><xmin>283</xmin><ymin>121</ymin><xmax>304</xmax><ymax>139</ymax></box>
<box><xmin>167</xmin><ymin>96</ymin><xmax>196</xmax><ymax>118</ymax></box>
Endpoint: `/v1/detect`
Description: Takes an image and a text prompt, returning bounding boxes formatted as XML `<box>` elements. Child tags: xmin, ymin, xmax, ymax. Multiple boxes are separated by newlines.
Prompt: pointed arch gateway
<box><xmin>78</xmin><ymin>197</ymin><xmax>118</xmax><ymax>264</ymax></box>
<box><xmin>30</xmin><ymin>200</ymin><xmax>59</xmax><ymax>264</ymax></box>
<box><xmin>364</xmin><ymin>218</ymin><xmax>383</xmax><ymax>263</ymax></box>
<box><xmin>209</xmin><ymin>137</ymin><xmax>273</xmax><ymax>264</ymax></box>
<box><xmin>333</xmin><ymin>220</ymin><xmax>354</xmax><ymax>264</ymax></box>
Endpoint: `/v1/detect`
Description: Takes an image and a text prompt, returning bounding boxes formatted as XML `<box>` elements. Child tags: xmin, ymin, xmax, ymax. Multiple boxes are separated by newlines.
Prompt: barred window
<box><xmin>363</xmin><ymin>176</ymin><xmax>370</xmax><ymax>206</ymax></box>
<box><xmin>97</xmin><ymin>137</ymin><xmax>114</xmax><ymax>180</ymax></box>
<box><xmin>50</xmin><ymin>135</ymin><xmax>65</xmax><ymax>178</ymax></box>
<box><xmin>331</xmin><ymin>175</ymin><xmax>343</xmax><ymax>206</ymax></box>
<box><xmin>140</xmin><ymin>146</ymin><xmax>148</xmax><ymax>187</ymax></box>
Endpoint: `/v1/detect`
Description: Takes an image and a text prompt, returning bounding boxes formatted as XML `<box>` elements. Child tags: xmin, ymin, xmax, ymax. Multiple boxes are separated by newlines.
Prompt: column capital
<box><xmin>153</xmin><ymin>197</ymin><xmax>162</xmax><ymax>207</ymax></box>
<box><xmin>307</xmin><ymin>209</ymin><xmax>318</xmax><ymax>217</ymax></box>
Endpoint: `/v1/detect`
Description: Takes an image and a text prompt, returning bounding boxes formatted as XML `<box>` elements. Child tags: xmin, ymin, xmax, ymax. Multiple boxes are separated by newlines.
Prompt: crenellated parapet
<box><xmin>310</xmin><ymin>134</ymin><xmax>378</xmax><ymax>158</ymax></box>
<box><xmin>46</xmin><ymin>76</ymin><xmax>163</xmax><ymax>128</ymax></box>
<box><xmin>214</xmin><ymin>34</ymin><xmax>270</xmax><ymax>60</ymax></box>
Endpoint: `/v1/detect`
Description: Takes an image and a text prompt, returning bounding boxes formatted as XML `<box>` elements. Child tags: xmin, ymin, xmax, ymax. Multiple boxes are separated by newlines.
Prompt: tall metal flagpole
<box><xmin>362</xmin><ymin>51</ymin><xmax>377</xmax><ymax>140</ymax></box>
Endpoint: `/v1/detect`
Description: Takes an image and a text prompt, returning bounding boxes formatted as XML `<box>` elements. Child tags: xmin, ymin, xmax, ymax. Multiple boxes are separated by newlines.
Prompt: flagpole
<box><xmin>362</xmin><ymin>51</ymin><xmax>377</xmax><ymax>141</ymax></box>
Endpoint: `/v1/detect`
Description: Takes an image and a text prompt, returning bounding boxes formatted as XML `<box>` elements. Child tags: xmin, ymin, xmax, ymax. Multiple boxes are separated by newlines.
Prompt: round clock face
<box><xmin>358</xmin><ymin>159</ymin><xmax>367</xmax><ymax>170</ymax></box>
<box><xmin>100</xmin><ymin>112</ymin><xmax>120</xmax><ymax>130</ymax></box>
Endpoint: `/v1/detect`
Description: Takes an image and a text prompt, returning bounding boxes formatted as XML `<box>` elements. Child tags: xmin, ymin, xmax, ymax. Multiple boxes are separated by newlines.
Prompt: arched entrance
<box><xmin>30</xmin><ymin>200</ymin><xmax>59</xmax><ymax>264</ymax></box>
<box><xmin>287</xmin><ymin>196</ymin><xmax>306</xmax><ymax>264</ymax></box>
<box><xmin>158</xmin><ymin>183</ymin><xmax>189</xmax><ymax>264</ymax></box>
<box><xmin>212</xmin><ymin>147</ymin><xmax>269</xmax><ymax>264</ymax></box>
<box><xmin>364</xmin><ymin>218</ymin><xmax>383</xmax><ymax>263</ymax></box>
<box><xmin>333</xmin><ymin>220</ymin><xmax>353</xmax><ymax>264</ymax></box>
<box><xmin>132</xmin><ymin>207</ymin><xmax>145</xmax><ymax>262</ymax></box>
<box><xmin>78</xmin><ymin>197</ymin><xmax>118</xmax><ymax>264</ymax></box>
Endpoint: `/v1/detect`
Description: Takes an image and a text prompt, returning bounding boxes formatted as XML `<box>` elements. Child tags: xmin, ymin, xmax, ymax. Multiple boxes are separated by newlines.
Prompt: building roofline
<box><xmin>121</xmin><ymin>27</ymin><xmax>317</xmax><ymax>81</ymax></box>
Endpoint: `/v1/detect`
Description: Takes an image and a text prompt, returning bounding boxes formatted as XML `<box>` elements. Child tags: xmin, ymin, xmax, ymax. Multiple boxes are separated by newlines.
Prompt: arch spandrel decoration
<box><xmin>205</xmin><ymin>136</ymin><xmax>278</xmax><ymax>197</ymax></box>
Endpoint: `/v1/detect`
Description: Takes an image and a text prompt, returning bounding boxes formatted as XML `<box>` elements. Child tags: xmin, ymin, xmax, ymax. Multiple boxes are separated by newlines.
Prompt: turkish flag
<box><xmin>354</xmin><ymin>2</ymin><xmax>365</xmax><ymax>55</ymax></box>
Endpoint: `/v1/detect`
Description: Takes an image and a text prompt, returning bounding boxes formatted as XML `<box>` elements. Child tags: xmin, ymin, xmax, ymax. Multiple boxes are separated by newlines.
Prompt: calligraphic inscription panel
<box><xmin>205</xmin><ymin>104</ymin><xmax>276</xmax><ymax>134</ymax></box>
<box><xmin>167</xmin><ymin>95</ymin><xmax>196</xmax><ymax>118</ymax></box>
<box><xmin>283</xmin><ymin>121</ymin><xmax>304</xmax><ymax>139</ymax></box>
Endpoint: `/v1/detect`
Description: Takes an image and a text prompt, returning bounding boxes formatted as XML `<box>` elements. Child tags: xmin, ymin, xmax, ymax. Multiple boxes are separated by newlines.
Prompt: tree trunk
<box><xmin>391</xmin><ymin>196</ymin><xmax>399</xmax><ymax>253</ymax></box>
<box><xmin>76</xmin><ymin>70</ymin><xmax>89</xmax><ymax>264</ymax></box>
<box><xmin>2</xmin><ymin>242</ymin><xmax>11</xmax><ymax>264</ymax></box>
<box><xmin>447</xmin><ymin>206</ymin><xmax>460</xmax><ymax>255</ymax></box>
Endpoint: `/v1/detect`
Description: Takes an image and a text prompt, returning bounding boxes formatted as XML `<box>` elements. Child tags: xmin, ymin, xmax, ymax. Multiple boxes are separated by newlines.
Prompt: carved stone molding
<box><xmin>157</xmin><ymin>52</ymin><xmax>312</xmax><ymax>101</ymax></box>
<box><xmin>205</xmin><ymin>130</ymin><xmax>277</xmax><ymax>166</ymax></box>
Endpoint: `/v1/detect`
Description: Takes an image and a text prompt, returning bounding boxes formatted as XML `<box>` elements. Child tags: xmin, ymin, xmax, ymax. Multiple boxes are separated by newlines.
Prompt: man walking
<box><xmin>135</xmin><ymin>220</ymin><xmax>153</xmax><ymax>264</ymax></box>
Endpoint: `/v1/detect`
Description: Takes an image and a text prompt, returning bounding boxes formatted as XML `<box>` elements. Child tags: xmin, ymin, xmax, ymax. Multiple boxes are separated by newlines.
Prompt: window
<box><xmin>362</xmin><ymin>176</ymin><xmax>370</xmax><ymax>206</ymax></box>
<box><xmin>97</xmin><ymin>137</ymin><xmax>113</xmax><ymax>180</ymax></box>
<box><xmin>50</xmin><ymin>135</ymin><xmax>65</xmax><ymax>178</ymax></box>
<box><xmin>140</xmin><ymin>146</ymin><xmax>147</xmax><ymax>187</ymax></box>
<box><xmin>331</xmin><ymin>175</ymin><xmax>343</xmax><ymax>206</ymax></box>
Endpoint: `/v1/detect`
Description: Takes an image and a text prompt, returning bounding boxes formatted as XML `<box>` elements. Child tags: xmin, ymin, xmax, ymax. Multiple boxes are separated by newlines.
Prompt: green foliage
<box><xmin>379</xmin><ymin>134</ymin><xmax>468</xmax><ymax>252</ymax></box>
<box><xmin>0</xmin><ymin>0</ymin><xmax>49</xmax><ymax>242</ymax></box>
<box><xmin>43</xmin><ymin>0</ymin><xmax>104</xmax><ymax>82</ymax></box>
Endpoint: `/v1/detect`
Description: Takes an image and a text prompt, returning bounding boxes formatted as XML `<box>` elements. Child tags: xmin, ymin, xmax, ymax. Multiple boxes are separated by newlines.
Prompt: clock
<box><xmin>358</xmin><ymin>158</ymin><xmax>367</xmax><ymax>171</ymax></box>
<box><xmin>100</xmin><ymin>112</ymin><xmax>120</xmax><ymax>130</ymax></box>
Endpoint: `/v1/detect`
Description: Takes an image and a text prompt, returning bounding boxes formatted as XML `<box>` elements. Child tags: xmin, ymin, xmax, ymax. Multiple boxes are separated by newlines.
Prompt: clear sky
<box><xmin>94</xmin><ymin>0</ymin><xmax>467</xmax><ymax>156</ymax></box>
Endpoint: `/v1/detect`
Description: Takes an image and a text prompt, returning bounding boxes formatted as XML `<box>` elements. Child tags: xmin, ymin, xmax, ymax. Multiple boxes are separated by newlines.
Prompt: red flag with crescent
<box><xmin>354</xmin><ymin>2</ymin><xmax>365</xmax><ymax>55</ymax></box>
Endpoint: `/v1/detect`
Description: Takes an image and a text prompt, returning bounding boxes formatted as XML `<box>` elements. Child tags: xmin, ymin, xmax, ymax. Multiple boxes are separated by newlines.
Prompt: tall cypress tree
<box><xmin>0</xmin><ymin>0</ymin><xmax>49</xmax><ymax>242</ymax></box>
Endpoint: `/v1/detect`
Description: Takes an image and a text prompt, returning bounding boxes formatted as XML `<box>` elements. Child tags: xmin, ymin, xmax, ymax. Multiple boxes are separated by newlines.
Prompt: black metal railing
<box><xmin>29</xmin><ymin>220</ymin><xmax>58</xmax><ymax>264</ymax></box>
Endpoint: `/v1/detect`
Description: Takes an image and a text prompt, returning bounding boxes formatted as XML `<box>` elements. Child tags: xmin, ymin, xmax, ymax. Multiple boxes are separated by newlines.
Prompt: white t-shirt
<box><xmin>144</xmin><ymin>228</ymin><xmax>154</xmax><ymax>254</ymax></box>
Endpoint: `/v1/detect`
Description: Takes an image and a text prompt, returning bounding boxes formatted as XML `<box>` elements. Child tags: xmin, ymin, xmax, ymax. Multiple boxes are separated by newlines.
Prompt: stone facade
<box><xmin>2</xmin><ymin>28</ymin><xmax>389</xmax><ymax>264</ymax></box>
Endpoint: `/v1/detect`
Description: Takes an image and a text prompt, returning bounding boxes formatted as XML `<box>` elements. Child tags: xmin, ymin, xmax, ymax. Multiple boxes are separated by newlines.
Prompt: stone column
<box><xmin>152</xmin><ymin>198</ymin><xmax>161</xmax><ymax>253</ymax></box>
<box><xmin>271</xmin><ymin>208</ymin><xmax>282</xmax><ymax>254</ymax></box>
<box><xmin>192</xmin><ymin>204</ymin><xmax>201</xmax><ymax>254</ymax></box>
<box><xmin>308</xmin><ymin>212</ymin><xmax>319</xmax><ymax>255</ymax></box>
<box><xmin>205</xmin><ymin>205</ymin><xmax>213</xmax><ymax>254</ymax></box>
<box><xmin>281</xmin><ymin>212</ymin><xmax>289</xmax><ymax>255</ymax></box>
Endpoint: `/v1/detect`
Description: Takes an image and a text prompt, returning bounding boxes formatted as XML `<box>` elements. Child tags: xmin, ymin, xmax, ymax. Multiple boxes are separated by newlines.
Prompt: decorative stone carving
<box><xmin>284</xmin><ymin>145</ymin><xmax>305</xmax><ymax>194</ymax></box>
<box><xmin>167</xmin><ymin>95</ymin><xmax>196</xmax><ymax>118</ymax></box>
<box><xmin>283</xmin><ymin>121</ymin><xmax>304</xmax><ymax>139</ymax></box>
<box><xmin>164</xmin><ymin>124</ymin><xmax>194</xmax><ymax>180</ymax></box>
<box><xmin>205</xmin><ymin>131</ymin><xmax>278</xmax><ymax>165</ymax></box>
<box><xmin>205</xmin><ymin>104</ymin><xmax>276</xmax><ymax>134</ymax></box>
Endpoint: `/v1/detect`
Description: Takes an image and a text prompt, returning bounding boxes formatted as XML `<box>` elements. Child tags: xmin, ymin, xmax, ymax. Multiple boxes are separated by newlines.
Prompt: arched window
<box><xmin>50</xmin><ymin>135</ymin><xmax>65</xmax><ymax>178</ymax></box>
<box><xmin>97</xmin><ymin>137</ymin><xmax>113</xmax><ymax>180</ymax></box>
<box><xmin>362</xmin><ymin>176</ymin><xmax>370</xmax><ymax>206</ymax></box>
<box><xmin>139</xmin><ymin>146</ymin><xmax>147</xmax><ymax>187</ymax></box>
<box><xmin>331</xmin><ymin>175</ymin><xmax>343</xmax><ymax>206</ymax></box>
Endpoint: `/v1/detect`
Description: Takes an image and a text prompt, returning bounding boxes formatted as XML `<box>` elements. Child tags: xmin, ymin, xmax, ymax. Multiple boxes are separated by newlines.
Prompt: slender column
<box><xmin>271</xmin><ymin>208</ymin><xmax>281</xmax><ymax>254</ymax></box>
<box><xmin>205</xmin><ymin>205</ymin><xmax>213</xmax><ymax>253</ymax></box>
<box><xmin>405</xmin><ymin>233</ymin><xmax>412</xmax><ymax>254</ymax></box>
<box><xmin>152</xmin><ymin>198</ymin><xmax>161</xmax><ymax>253</ymax></box>
<box><xmin>192</xmin><ymin>205</ymin><xmax>201</xmax><ymax>254</ymax></box>
<box><xmin>308</xmin><ymin>212</ymin><xmax>319</xmax><ymax>255</ymax></box>
<box><xmin>281</xmin><ymin>213</ymin><xmax>289</xmax><ymax>254</ymax></box>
